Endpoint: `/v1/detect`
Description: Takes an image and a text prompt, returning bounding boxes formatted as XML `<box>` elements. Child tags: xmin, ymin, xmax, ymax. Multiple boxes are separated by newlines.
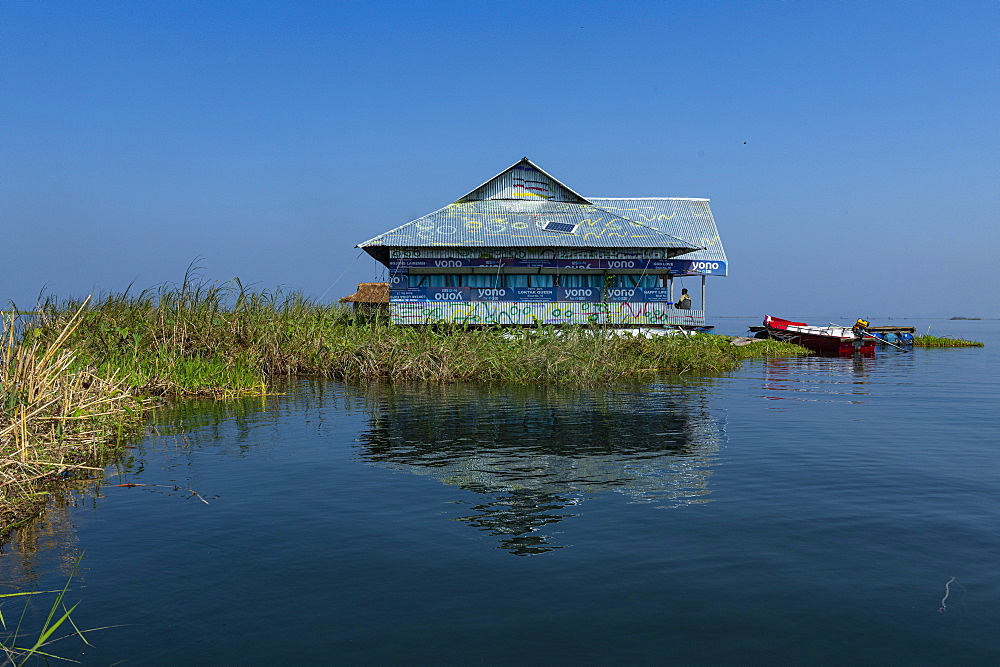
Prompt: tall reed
<box><xmin>1</xmin><ymin>302</ymin><xmax>147</xmax><ymax>531</ymax></box>
<box><xmin>4</xmin><ymin>272</ymin><xmax>809</xmax><ymax>532</ymax></box>
<box><xmin>26</xmin><ymin>277</ymin><xmax>807</xmax><ymax>390</ymax></box>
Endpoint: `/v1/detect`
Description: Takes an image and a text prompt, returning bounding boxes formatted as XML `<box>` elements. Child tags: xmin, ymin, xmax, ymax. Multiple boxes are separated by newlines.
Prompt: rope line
<box><xmin>318</xmin><ymin>250</ymin><xmax>365</xmax><ymax>302</ymax></box>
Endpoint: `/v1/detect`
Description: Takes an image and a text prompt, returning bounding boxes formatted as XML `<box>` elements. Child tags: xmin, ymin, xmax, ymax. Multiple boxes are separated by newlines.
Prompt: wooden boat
<box><xmin>762</xmin><ymin>315</ymin><xmax>878</xmax><ymax>355</ymax></box>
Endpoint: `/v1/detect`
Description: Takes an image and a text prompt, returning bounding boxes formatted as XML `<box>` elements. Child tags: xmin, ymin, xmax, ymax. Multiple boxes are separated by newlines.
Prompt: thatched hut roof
<box><xmin>339</xmin><ymin>282</ymin><xmax>389</xmax><ymax>304</ymax></box>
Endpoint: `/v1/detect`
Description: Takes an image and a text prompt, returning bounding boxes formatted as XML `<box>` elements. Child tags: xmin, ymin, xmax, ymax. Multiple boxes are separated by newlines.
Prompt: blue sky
<box><xmin>3</xmin><ymin>0</ymin><xmax>997</xmax><ymax>319</ymax></box>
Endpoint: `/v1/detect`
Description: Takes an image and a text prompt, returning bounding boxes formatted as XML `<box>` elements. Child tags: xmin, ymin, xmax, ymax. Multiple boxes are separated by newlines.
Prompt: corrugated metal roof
<box><xmin>589</xmin><ymin>198</ymin><xmax>728</xmax><ymax>263</ymax></box>
<box><xmin>357</xmin><ymin>198</ymin><xmax>700</xmax><ymax>250</ymax></box>
<box><xmin>356</xmin><ymin>159</ymin><xmax>726</xmax><ymax>262</ymax></box>
<box><xmin>457</xmin><ymin>157</ymin><xmax>590</xmax><ymax>204</ymax></box>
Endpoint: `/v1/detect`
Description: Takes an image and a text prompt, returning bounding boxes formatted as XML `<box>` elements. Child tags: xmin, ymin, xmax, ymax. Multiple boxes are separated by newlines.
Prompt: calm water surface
<box><xmin>2</xmin><ymin>318</ymin><xmax>997</xmax><ymax>664</ymax></box>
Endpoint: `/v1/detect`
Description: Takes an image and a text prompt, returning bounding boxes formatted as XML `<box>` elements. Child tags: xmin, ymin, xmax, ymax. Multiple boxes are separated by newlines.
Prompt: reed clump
<box><xmin>21</xmin><ymin>274</ymin><xmax>807</xmax><ymax>390</ymax></box>
<box><xmin>1</xmin><ymin>300</ymin><xmax>149</xmax><ymax>532</ymax></box>
<box><xmin>3</xmin><ymin>273</ymin><xmax>807</xmax><ymax>532</ymax></box>
<box><xmin>912</xmin><ymin>334</ymin><xmax>984</xmax><ymax>348</ymax></box>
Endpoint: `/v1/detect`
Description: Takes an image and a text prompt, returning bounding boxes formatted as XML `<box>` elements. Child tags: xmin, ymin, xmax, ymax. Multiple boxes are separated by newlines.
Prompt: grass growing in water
<box><xmin>21</xmin><ymin>274</ymin><xmax>807</xmax><ymax>389</ymax></box>
<box><xmin>912</xmin><ymin>334</ymin><xmax>984</xmax><ymax>347</ymax></box>
<box><xmin>1</xmin><ymin>301</ymin><xmax>148</xmax><ymax>532</ymax></box>
<box><xmin>3</xmin><ymin>273</ymin><xmax>805</xmax><ymax>531</ymax></box>
<box><xmin>1</xmin><ymin>553</ymin><xmax>96</xmax><ymax>665</ymax></box>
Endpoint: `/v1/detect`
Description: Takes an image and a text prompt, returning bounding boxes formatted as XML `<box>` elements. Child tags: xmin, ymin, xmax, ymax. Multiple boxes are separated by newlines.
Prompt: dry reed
<box><xmin>1</xmin><ymin>300</ymin><xmax>149</xmax><ymax>532</ymax></box>
<box><xmin>2</xmin><ymin>271</ymin><xmax>806</xmax><ymax>532</ymax></box>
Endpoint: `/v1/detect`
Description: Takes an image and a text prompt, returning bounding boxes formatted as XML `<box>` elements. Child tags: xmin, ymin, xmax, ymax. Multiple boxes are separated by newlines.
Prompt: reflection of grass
<box><xmin>3</xmin><ymin>270</ymin><xmax>804</xmax><ymax>530</ymax></box>
<box><xmin>912</xmin><ymin>335</ymin><xmax>984</xmax><ymax>347</ymax></box>
<box><xmin>0</xmin><ymin>554</ymin><xmax>96</xmax><ymax>665</ymax></box>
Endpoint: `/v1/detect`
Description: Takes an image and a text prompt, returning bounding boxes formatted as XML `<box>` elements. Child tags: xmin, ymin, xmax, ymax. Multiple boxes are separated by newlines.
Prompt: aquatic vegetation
<box><xmin>0</xmin><ymin>554</ymin><xmax>95</xmax><ymax>665</ymax></box>
<box><xmin>1</xmin><ymin>272</ymin><xmax>804</xmax><ymax>532</ymax></box>
<box><xmin>1</xmin><ymin>302</ymin><xmax>149</xmax><ymax>532</ymax></box>
<box><xmin>20</xmin><ymin>274</ymin><xmax>807</xmax><ymax>390</ymax></box>
<box><xmin>912</xmin><ymin>335</ymin><xmax>984</xmax><ymax>347</ymax></box>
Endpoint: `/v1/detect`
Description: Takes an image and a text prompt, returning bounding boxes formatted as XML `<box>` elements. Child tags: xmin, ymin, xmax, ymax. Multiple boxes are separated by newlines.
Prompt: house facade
<box><xmin>357</xmin><ymin>158</ymin><xmax>727</xmax><ymax>327</ymax></box>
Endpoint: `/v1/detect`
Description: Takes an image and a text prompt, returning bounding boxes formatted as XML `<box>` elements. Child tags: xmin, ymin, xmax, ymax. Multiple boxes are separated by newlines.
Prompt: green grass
<box><xmin>2</xmin><ymin>273</ymin><xmax>806</xmax><ymax>533</ymax></box>
<box><xmin>912</xmin><ymin>334</ymin><xmax>984</xmax><ymax>347</ymax></box>
<box><xmin>18</xmin><ymin>274</ymin><xmax>808</xmax><ymax>390</ymax></box>
<box><xmin>2</xmin><ymin>300</ymin><xmax>148</xmax><ymax>537</ymax></box>
<box><xmin>1</xmin><ymin>553</ymin><xmax>97</xmax><ymax>665</ymax></box>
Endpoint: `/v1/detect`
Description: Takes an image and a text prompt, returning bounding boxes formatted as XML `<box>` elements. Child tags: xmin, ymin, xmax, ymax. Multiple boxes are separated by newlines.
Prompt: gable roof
<box><xmin>357</xmin><ymin>199</ymin><xmax>700</xmax><ymax>250</ymax></box>
<box><xmin>357</xmin><ymin>158</ymin><xmax>701</xmax><ymax>256</ymax></box>
<box><xmin>457</xmin><ymin>157</ymin><xmax>590</xmax><ymax>204</ymax></box>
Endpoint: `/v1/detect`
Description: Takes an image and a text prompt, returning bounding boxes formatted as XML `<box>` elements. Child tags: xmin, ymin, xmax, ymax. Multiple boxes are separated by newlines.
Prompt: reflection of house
<box><xmin>358</xmin><ymin>384</ymin><xmax>723</xmax><ymax>555</ymax></box>
<box><xmin>356</xmin><ymin>158</ymin><xmax>728</xmax><ymax>327</ymax></box>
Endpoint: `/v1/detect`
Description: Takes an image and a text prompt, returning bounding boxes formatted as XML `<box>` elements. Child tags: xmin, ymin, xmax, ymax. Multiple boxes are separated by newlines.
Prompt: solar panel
<box><xmin>541</xmin><ymin>221</ymin><xmax>577</xmax><ymax>233</ymax></box>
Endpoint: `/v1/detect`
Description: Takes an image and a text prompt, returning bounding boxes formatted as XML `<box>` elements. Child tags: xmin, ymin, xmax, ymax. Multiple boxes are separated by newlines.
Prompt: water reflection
<box><xmin>0</xmin><ymin>482</ymin><xmax>94</xmax><ymax>589</ymax></box>
<box><xmin>357</xmin><ymin>384</ymin><xmax>724</xmax><ymax>555</ymax></box>
<box><xmin>761</xmin><ymin>354</ymin><xmax>878</xmax><ymax>404</ymax></box>
<box><xmin>2</xmin><ymin>380</ymin><xmax>726</xmax><ymax>564</ymax></box>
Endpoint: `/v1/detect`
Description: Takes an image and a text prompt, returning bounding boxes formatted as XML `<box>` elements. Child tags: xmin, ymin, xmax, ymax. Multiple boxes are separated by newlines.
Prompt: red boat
<box><xmin>762</xmin><ymin>315</ymin><xmax>878</xmax><ymax>355</ymax></box>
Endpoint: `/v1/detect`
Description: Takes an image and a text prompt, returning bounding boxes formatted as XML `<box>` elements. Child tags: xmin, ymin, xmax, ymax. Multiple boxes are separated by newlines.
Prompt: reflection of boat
<box><xmin>762</xmin><ymin>315</ymin><xmax>877</xmax><ymax>355</ymax></box>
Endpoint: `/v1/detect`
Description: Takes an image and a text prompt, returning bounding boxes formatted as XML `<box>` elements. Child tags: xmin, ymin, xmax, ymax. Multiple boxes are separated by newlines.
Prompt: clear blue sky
<box><xmin>3</xmin><ymin>0</ymin><xmax>997</xmax><ymax>319</ymax></box>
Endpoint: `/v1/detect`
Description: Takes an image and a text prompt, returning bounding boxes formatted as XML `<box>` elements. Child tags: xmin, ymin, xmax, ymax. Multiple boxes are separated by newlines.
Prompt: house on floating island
<box><xmin>355</xmin><ymin>158</ymin><xmax>727</xmax><ymax>328</ymax></box>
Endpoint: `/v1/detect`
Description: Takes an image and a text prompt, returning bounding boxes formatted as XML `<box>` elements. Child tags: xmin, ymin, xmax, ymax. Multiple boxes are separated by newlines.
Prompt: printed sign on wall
<box><xmin>388</xmin><ymin>257</ymin><xmax>727</xmax><ymax>275</ymax></box>
<box><xmin>391</xmin><ymin>286</ymin><xmax>647</xmax><ymax>303</ymax></box>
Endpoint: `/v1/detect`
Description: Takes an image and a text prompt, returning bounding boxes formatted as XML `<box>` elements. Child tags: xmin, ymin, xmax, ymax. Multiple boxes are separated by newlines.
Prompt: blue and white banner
<box><xmin>388</xmin><ymin>257</ymin><xmax>726</xmax><ymax>275</ymax></box>
<box><xmin>604</xmin><ymin>287</ymin><xmax>675</xmax><ymax>302</ymax></box>
<box><xmin>389</xmin><ymin>286</ymin><xmax>677</xmax><ymax>304</ymax></box>
<box><xmin>389</xmin><ymin>287</ymin><xmax>470</xmax><ymax>303</ymax></box>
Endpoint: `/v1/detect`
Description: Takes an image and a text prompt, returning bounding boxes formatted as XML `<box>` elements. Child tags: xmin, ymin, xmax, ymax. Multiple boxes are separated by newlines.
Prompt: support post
<box><xmin>701</xmin><ymin>275</ymin><xmax>706</xmax><ymax>311</ymax></box>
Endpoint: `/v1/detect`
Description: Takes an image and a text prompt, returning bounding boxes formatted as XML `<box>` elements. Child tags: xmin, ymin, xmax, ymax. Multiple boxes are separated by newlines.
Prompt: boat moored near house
<box><xmin>355</xmin><ymin>158</ymin><xmax>728</xmax><ymax>327</ymax></box>
<box><xmin>762</xmin><ymin>315</ymin><xmax>879</xmax><ymax>355</ymax></box>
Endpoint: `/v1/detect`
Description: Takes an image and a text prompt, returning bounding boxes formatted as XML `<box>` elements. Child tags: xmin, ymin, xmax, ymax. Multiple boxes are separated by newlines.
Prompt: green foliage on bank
<box><xmin>20</xmin><ymin>279</ymin><xmax>807</xmax><ymax>392</ymax></box>
<box><xmin>2</xmin><ymin>275</ymin><xmax>809</xmax><ymax>532</ymax></box>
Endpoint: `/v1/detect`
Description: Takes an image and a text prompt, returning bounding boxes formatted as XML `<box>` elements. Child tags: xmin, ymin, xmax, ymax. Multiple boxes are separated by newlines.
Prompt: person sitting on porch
<box><xmin>676</xmin><ymin>288</ymin><xmax>692</xmax><ymax>309</ymax></box>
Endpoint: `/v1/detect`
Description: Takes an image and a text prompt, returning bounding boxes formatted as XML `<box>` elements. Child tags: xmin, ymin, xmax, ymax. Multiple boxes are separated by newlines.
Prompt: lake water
<box><xmin>2</xmin><ymin>317</ymin><xmax>997</xmax><ymax>664</ymax></box>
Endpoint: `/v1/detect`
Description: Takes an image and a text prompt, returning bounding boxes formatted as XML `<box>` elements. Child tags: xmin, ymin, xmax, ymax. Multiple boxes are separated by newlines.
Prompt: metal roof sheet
<box><xmin>457</xmin><ymin>157</ymin><xmax>590</xmax><ymax>204</ymax></box>
<box><xmin>357</xmin><ymin>198</ymin><xmax>700</xmax><ymax>251</ymax></box>
<box><xmin>588</xmin><ymin>198</ymin><xmax>728</xmax><ymax>263</ymax></box>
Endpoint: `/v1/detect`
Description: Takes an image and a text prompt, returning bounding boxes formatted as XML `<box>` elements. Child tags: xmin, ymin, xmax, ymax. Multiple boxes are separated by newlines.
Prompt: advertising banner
<box><xmin>469</xmin><ymin>258</ymin><xmax>553</xmax><ymax>268</ymax></box>
<box><xmin>603</xmin><ymin>287</ymin><xmax>674</xmax><ymax>303</ymax></box>
<box><xmin>389</xmin><ymin>257</ymin><xmax>727</xmax><ymax>275</ymax></box>
<box><xmin>555</xmin><ymin>286</ymin><xmax>602</xmax><ymax>302</ymax></box>
<box><xmin>468</xmin><ymin>287</ymin><xmax>557</xmax><ymax>302</ymax></box>
<box><xmin>389</xmin><ymin>287</ymin><xmax>471</xmax><ymax>302</ymax></box>
<box><xmin>388</xmin><ymin>258</ymin><xmax>472</xmax><ymax>269</ymax></box>
<box><xmin>391</xmin><ymin>286</ymin><xmax>663</xmax><ymax>303</ymax></box>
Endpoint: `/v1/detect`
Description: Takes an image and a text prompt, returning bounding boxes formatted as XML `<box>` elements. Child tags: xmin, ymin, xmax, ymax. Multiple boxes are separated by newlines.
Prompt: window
<box><xmin>465</xmin><ymin>274</ymin><xmax>500</xmax><ymax>288</ymax></box>
<box><xmin>415</xmin><ymin>274</ymin><xmax>502</xmax><ymax>288</ymax></box>
<box><xmin>506</xmin><ymin>274</ymin><xmax>556</xmax><ymax>288</ymax></box>
<box><xmin>560</xmin><ymin>274</ymin><xmax>604</xmax><ymax>288</ymax></box>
